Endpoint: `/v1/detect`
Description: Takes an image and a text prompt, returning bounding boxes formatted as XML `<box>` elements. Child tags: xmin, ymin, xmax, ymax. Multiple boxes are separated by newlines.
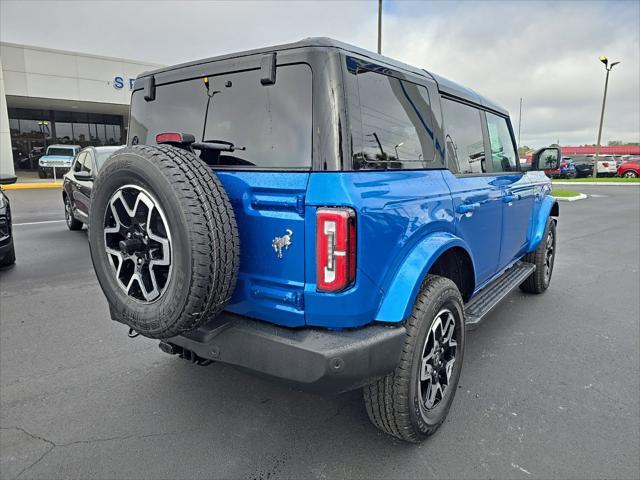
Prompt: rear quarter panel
<box><xmin>304</xmin><ymin>170</ymin><xmax>455</xmax><ymax>328</ymax></box>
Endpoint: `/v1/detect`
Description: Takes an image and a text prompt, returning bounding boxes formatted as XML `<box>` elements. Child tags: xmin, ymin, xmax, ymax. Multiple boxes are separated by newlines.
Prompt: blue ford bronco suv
<box><xmin>88</xmin><ymin>38</ymin><xmax>559</xmax><ymax>442</ymax></box>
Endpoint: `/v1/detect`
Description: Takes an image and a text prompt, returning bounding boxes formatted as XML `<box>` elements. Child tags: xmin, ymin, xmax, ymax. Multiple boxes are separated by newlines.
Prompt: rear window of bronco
<box><xmin>129</xmin><ymin>64</ymin><xmax>312</xmax><ymax>170</ymax></box>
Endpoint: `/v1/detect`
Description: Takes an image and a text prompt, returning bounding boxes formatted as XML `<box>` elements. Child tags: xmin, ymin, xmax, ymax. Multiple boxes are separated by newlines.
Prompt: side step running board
<box><xmin>465</xmin><ymin>262</ymin><xmax>536</xmax><ymax>330</ymax></box>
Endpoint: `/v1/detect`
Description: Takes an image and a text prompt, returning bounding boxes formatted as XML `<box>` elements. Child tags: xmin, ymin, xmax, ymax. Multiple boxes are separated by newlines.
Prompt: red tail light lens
<box><xmin>316</xmin><ymin>207</ymin><xmax>356</xmax><ymax>292</ymax></box>
<box><xmin>560</xmin><ymin>163</ymin><xmax>568</xmax><ymax>169</ymax></box>
<box><xmin>602</xmin><ymin>162</ymin><xmax>609</xmax><ymax>167</ymax></box>
<box><xmin>155</xmin><ymin>132</ymin><xmax>196</xmax><ymax>145</ymax></box>
<box><xmin>156</xmin><ymin>132</ymin><xmax>184</xmax><ymax>144</ymax></box>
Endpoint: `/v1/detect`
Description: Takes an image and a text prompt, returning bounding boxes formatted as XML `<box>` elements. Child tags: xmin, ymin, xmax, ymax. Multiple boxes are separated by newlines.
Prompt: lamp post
<box><xmin>394</xmin><ymin>142</ymin><xmax>404</xmax><ymax>160</ymax></box>
<box><xmin>377</xmin><ymin>0</ymin><xmax>382</xmax><ymax>54</ymax></box>
<box><xmin>593</xmin><ymin>56</ymin><xmax>620</xmax><ymax>178</ymax></box>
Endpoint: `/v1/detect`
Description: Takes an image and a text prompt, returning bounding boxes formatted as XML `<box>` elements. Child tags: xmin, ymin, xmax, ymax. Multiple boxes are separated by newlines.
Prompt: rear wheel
<box><xmin>363</xmin><ymin>275</ymin><xmax>465</xmax><ymax>443</ymax></box>
<box><xmin>622</xmin><ymin>170</ymin><xmax>638</xmax><ymax>178</ymax></box>
<box><xmin>88</xmin><ymin>145</ymin><xmax>239</xmax><ymax>339</ymax></box>
<box><xmin>64</xmin><ymin>195</ymin><xmax>83</xmax><ymax>231</ymax></box>
<box><xmin>520</xmin><ymin>217</ymin><xmax>556</xmax><ymax>293</ymax></box>
<box><xmin>0</xmin><ymin>243</ymin><xmax>16</xmax><ymax>267</ymax></box>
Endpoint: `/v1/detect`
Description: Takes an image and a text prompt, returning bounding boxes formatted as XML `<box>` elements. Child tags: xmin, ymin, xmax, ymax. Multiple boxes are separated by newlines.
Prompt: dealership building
<box><xmin>0</xmin><ymin>42</ymin><xmax>162</xmax><ymax>176</ymax></box>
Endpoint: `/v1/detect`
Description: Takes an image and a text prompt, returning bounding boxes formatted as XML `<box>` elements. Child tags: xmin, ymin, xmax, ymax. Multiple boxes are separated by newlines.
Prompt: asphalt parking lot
<box><xmin>1</xmin><ymin>185</ymin><xmax>639</xmax><ymax>480</ymax></box>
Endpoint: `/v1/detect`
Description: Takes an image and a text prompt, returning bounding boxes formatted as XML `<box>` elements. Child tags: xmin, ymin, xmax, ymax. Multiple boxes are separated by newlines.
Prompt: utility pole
<box><xmin>517</xmin><ymin>97</ymin><xmax>523</xmax><ymax>147</ymax></box>
<box><xmin>593</xmin><ymin>56</ymin><xmax>620</xmax><ymax>178</ymax></box>
<box><xmin>377</xmin><ymin>0</ymin><xmax>382</xmax><ymax>54</ymax></box>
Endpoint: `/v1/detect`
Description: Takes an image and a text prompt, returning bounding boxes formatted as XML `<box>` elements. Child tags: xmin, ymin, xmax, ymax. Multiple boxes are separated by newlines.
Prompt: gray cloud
<box><xmin>1</xmin><ymin>0</ymin><xmax>638</xmax><ymax>147</ymax></box>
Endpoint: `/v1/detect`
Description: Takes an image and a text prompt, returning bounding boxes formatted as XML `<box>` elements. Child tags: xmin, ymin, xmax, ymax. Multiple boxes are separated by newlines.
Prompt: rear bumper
<box><xmin>165</xmin><ymin>314</ymin><xmax>406</xmax><ymax>394</ymax></box>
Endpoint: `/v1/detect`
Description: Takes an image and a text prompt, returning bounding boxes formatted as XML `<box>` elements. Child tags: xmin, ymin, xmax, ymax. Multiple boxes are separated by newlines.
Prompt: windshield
<box><xmin>129</xmin><ymin>64</ymin><xmax>312</xmax><ymax>169</ymax></box>
<box><xmin>46</xmin><ymin>147</ymin><xmax>75</xmax><ymax>157</ymax></box>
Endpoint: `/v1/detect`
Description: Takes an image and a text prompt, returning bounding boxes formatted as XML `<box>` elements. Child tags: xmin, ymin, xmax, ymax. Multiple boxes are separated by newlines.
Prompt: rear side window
<box><xmin>442</xmin><ymin>99</ymin><xmax>486</xmax><ymax>174</ymax></box>
<box><xmin>129</xmin><ymin>64</ymin><xmax>312</xmax><ymax>170</ymax></box>
<box><xmin>486</xmin><ymin>112</ymin><xmax>518</xmax><ymax>172</ymax></box>
<box><xmin>350</xmin><ymin>70</ymin><xmax>440</xmax><ymax>170</ymax></box>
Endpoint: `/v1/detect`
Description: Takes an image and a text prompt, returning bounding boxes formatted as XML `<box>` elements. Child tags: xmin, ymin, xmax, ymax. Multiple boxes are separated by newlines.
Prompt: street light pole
<box><xmin>377</xmin><ymin>0</ymin><xmax>382</xmax><ymax>54</ymax></box>
<box><xmin>593</xmin><ymin>56</ymin><xmax>620</xmax><ymax>178</ymax></box>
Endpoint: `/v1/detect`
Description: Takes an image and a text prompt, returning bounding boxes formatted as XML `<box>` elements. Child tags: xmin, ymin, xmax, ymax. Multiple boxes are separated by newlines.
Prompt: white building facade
<box><xmin>0</xmin><ymin>42</ymin><xmax>162</xmax><ymax>176</ymax></box>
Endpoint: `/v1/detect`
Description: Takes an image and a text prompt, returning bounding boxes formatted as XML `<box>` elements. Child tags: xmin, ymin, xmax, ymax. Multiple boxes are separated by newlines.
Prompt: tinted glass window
<box><xmin>442</xmin><ymin>99</ymin><xmax>486</xmax><ymax>174</ymax></box>
<box><xmin>129</xmin><ymin>64</ymin><xmax>312</xmax><ymax>169</ymax></box>
<box><xmin>72</xmin><ymin>152</ymin><xmax>85</xmax><ymax>172</ymax></box>
<box><xmin>47</xmin><ymin>147</ymin><xmax>75</xmax><ymax>157</ymax></box>
<box><xmin>486</xmin><ymin>112</ymin><xmax>518</xmax><ymax>172</ymax></box>
<box><xmin>81</xmin><ymin>152</ymin><xmax>93</xmax><ymax>174</ymax></box>
<box><xmin>352</xmin><ymin>71</ymin><xmax>439</xmax><ymax>170</ymax></box>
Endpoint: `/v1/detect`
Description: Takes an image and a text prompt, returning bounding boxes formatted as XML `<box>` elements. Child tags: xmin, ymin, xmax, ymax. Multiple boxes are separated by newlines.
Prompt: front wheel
<box><xmin>520</xmin><ymin>217</ymin><xmax>556</xmax><ymax>293</ymax></box>
<box><xmin>622</xmin><ymin>170</ymin><xmax>638</xmax><ymax>178</ymax></box>
<box><xmin>363</xmin><ymin>275</ymin><xmax>465</xmax><ymax>443</ymax></box>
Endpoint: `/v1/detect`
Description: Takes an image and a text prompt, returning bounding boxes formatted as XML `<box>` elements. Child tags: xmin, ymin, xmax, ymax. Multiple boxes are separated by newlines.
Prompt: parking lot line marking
<box><xmin>13</xmin><ymin>220</ymin><xmax>66</xmax><ymax>226</ymax></box>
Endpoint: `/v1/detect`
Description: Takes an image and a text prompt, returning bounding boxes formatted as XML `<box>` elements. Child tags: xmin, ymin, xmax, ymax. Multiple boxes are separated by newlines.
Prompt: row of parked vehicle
<box><xmin>543</xmin><ymin>155</ymin><xmax>640</xmax><ymax>179</ymax></box>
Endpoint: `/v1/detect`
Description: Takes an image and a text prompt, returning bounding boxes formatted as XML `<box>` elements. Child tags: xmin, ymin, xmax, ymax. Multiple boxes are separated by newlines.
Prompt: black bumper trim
<box><xmin>166</xmin><ymin>314</ymin><xmax>406</xmax><ymax>394</ymax></box>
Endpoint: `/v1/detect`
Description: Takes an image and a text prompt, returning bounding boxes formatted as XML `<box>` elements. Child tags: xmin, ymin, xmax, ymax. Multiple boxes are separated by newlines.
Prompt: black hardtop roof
<box><xmin>141</xmin><ymin>37</ymin><xmax>507</xmax><ymax>116</ymax></box>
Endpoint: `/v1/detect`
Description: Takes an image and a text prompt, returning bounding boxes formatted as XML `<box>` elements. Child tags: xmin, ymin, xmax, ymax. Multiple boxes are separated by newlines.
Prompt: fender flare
<box><xmin>375</xmin><ymin>232</ymin><xmax>474</xmax><ymax>323</ymax></box>
<box><xmin>528</xmin><ymin>196</ymin><xmax>559</xmax><ymax>252</ymax></box>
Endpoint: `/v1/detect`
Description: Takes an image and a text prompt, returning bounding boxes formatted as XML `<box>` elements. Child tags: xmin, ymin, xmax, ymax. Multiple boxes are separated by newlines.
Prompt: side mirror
<box><xmin>532</xmin><ymin>145</ymin><xmax>561</xmax><ymax>171</ymax></box>
<box><xmin>0</xmin><ymin>175</ymin><xmax>18</xmax><ymax>185</ymax></box>
<box><xmin>74</xmin><ymin>170</ymin><xmax>94</xmax><ymax>181</ymax></box>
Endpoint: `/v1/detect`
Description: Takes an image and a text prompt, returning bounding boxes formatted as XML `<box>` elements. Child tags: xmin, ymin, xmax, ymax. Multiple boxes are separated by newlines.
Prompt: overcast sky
<box><xmin>1</xmin><ymin>0</ymin><xmax>638</xmax><ymax>148</ymax></box>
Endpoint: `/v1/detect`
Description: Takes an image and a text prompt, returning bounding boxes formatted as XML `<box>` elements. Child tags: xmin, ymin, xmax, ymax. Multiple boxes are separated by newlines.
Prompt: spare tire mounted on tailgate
<box><xmin>88</xmin><ymin>145</ymin><xmax>239</xmax><ymax>339</ymax></box>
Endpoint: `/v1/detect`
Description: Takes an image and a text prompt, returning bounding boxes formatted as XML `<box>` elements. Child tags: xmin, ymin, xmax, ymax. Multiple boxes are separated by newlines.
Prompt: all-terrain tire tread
<box><xmin>90</xmin><ymin>145</ymin><xmax>239</xmax><ymax>338</ymax></box>
<box><xmin>520</xmin><ymin>217</ymin><xmax>555</xmax><ymax>294</ymax></box>
<box><xmin>363</xmin><ymin>275</ymin><xmax>463</xmax><ymax>442</ymax></box>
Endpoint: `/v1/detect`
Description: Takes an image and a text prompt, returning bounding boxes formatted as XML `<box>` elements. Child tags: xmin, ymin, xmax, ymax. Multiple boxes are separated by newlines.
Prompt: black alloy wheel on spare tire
<box><xmin>88</xmin><ymin>145</ymin><xmax>239</xmax><ymax>339</ymax></box>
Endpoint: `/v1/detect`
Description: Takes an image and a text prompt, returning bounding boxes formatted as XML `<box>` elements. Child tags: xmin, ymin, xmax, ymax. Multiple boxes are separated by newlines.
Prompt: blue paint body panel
<box><xmin>215</xmin><ymin>171</ymin><xmax>309</xmax><ymax>327</ymax></box>
<box><xmin>216</xmin><ymin>168</ymin><xmax>556</xmax><ymax>329</ymax></box>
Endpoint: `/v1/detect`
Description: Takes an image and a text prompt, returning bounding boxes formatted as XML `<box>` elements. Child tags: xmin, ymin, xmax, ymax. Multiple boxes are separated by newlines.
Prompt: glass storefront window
<box><xmin>73</xmin><ymin>123</ymin><xmax>91</xmax><ymax>145</ymax></box>
<box><xmin>55</xmin><ymin>122</ymin><xmax>73</xmax><ymax>143</ymax></box>
<box><xmin>9</xmin><ymin>107</ymin><xmax>125</xmax><ymax>170</ymax></box>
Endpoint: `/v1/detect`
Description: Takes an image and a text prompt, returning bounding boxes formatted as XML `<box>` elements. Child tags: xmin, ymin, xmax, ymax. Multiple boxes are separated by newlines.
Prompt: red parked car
<box><xmin>617</xmin><ymin>159</ymin><xmax>640</xmax><ymax>178</ymax></box>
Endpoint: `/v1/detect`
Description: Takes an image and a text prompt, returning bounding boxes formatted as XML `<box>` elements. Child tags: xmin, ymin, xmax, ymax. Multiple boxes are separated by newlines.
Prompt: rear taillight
<box><xmin>316</xmin><ymin>207</ymin><xmax>356</xmax><ymax>292</ymax></box>
<box><xmin>602</xmin><ymin>162</ymin><xmax>609</xmax><ymax>167</ymax></box>
<box><xmin>155</xmin><ymin>132</ymin><xmax>196</xmax><ymax>145</ymax></box>
<box><xmin>560</xmin><ymin>163</ymin><xmax>568</xmax><ymax>169</ymax></box>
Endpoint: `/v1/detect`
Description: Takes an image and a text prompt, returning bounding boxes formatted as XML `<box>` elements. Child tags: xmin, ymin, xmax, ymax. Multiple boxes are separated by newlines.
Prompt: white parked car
<box><xmin>38</xmin><ymin>144</ymin><xmax>81</xmax><ymax>179</ymax></box>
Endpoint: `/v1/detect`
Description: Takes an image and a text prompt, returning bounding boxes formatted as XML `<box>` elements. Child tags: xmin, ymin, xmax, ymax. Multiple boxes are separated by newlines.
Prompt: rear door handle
<box><xmin>456</xmin><ymin>202</ymin><xmax>480</xmax><ymax>214</ymax></box>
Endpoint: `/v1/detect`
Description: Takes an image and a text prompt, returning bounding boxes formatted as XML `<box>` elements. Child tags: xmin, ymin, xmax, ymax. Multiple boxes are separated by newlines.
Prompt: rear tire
<box><xmin>88</xmin><ymin>145</ymin><xmax>239</xmax><ymax>339</ymax></box>
<box><xmin>520</xmin><ymin>217</ymin><xmax>556</xmax><ymax>293</ymax></box>
<box><xmin>363</xmin><ymin>275</ymin><xmax>465</xmax><ymax>443</ymax></box>
<box><xmin>0</xmin><ymin>243</ymin><xmax>16</xmax><ymax>267</ymax></box>
<box><xmin>64</xmin><ymin>195</ymin><xmax>83</xmax><ymax>231</ymax></box>
<box><xmin>622</xmin><ymin>170</ymin><xmax>638</xmax><ymax>178</ymax></box>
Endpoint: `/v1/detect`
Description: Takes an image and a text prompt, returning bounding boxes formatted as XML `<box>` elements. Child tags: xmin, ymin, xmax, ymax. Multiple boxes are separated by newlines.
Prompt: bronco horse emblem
<box><xmin>272</xmin><ymin>229</ymin><xmax>293</xmax><ymax>258</ymax></box>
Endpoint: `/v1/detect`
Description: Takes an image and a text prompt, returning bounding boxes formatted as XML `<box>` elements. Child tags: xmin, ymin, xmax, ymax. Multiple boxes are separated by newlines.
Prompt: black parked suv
<box><xmin>62</xmin><ymin>146</ymin><xmax>124</xmax><ymax>230</ymax></box>
<box><xmin>0</xmin><ymin>175</ymin><xmax>17</xmax><ymax>267</ymax></box>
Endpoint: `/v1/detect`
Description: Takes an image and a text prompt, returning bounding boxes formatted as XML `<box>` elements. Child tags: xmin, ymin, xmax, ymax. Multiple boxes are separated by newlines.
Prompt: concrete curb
<box><xmin>556</xmin><ymin>193</ymin><xmax>588</xmax><ymax>202</ymax></box>
<box><xmin>4</xmin><ymin>182</ymin><xmax>63</xmax><ymax>190</ymax></box>
<box><xmin>553</xmin><ymin>181</ymin><xmax>640</xmax><ymax>186</ymax></box>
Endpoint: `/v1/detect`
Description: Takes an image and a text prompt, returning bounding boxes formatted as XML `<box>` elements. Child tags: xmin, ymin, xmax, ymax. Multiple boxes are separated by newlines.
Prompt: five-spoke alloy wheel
<box><xmin>419</xmin><ymin>308</ymin><xmax>458</xmax><ymax>412</ymax></box>
<box><xmin>103</xmin><ymin>185</ymin><xmax>172</xmax><ymax>303</ymax></box>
